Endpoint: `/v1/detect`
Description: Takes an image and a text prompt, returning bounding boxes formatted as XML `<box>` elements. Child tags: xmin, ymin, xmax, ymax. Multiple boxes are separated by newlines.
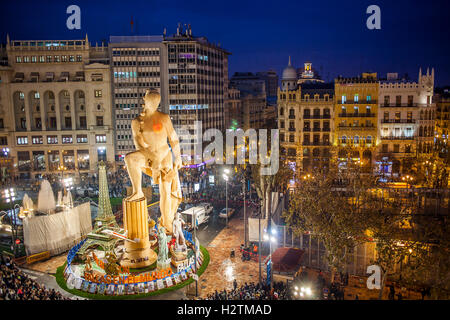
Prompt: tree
<box><xmin>283</xmin><ymin>153</ymin><xmax>375</xmax><ymax>280</ymax></box>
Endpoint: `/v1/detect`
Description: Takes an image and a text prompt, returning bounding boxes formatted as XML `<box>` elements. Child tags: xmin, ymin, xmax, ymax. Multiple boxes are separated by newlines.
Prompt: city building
<box><xmin>296</xmin><ymin>62</ymin><xmax>324</xmax><ymax>84</ymax></box>
<box><xmin>109</xmin><ymin>24</ymin><xmax>230</xmax><ymax>164</ymax></box>
<box><xmin>334</xmin><ymin>73</ymin><xmax>379</xmax><ymax>168</ymax></box>
<box><xmin>229</xmin><ymin>72</ymin><xmax>269</xmax><ymax>130</ymax></box>
<box><xmin>434</xmin><ymin>86</ymin><xmax>450</xmax><ymax>159</ymax></box>
<box><xmin>377</xmin><ymin>69</ymin><xmax>436</xmax><ymax>175</ymax></box>
<box><xmin>0</xmin><ymin>35</ymin><xmax>114</xmax><ymax>181</ymax></box>
<box><xmin>278</xmin><ymin>57</ymin><xmax>334</xmax><ymax>171</ymax></box>
<box><xmin>256</xmin><ymin>70</ymin><xmax>279</xmax><ymax>105</ymax></box>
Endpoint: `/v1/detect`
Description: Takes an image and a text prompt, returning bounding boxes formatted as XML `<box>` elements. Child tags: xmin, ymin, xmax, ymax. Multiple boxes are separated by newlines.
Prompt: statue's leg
<box><xmin>124</xmin><ymin>151</ymin><xmax>146</xmax><ymax>201</ymax></box>
<box><xmin>159</xmin><ymin>176</ymin><xmax>173</xmax><ymax>233</ymax></box>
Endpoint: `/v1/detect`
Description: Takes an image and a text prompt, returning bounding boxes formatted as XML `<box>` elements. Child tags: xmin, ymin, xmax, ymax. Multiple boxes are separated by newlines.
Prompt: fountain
<box><xmin>37</xmin><ymin>179</ymin><xmax>56</xmax><ymax>214</ymax></box>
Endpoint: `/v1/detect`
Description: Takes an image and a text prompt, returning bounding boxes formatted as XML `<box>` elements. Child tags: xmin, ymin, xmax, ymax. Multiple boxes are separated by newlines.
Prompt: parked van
<box><xmin>181</xmin><ymin>206</ymin><xmax>209</xmax><ymax>230</ymax></box>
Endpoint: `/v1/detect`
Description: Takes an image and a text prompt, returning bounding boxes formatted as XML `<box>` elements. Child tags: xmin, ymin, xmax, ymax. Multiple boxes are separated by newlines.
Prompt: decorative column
<box><xmin>120</xmin><ymin>197</ymin><xmax>157</xmax><ymax>268</ymax></box>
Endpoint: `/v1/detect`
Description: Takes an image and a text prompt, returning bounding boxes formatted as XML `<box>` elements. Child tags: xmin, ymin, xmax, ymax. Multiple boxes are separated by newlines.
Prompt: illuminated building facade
<box><xmin>434</xmin><ymin>87</ymin><xmax>450</xmax><ymax>158</ymax></box>
<box><xmin>0</xmin><ymin>35</ymin><xmax>114</xmax><ymax>180</ymax></box>
<box><xmin>110</xmin><ymin>25</ymin><xmax>230</xmax><ymax>164</ymax></box>
<box><xmin>377</xmin><ymin>69</ymin><xmax>435</xmax><ymax>175</ymax></box>
<box><xmin>334</xmin><ymin>73</ymin><xmax>379</xmax><ymax>167</ymax></box>
<box><xmin>278</xmin><ymin>57</ymin><xmax>333</xmax><ymax>171</ymax></box>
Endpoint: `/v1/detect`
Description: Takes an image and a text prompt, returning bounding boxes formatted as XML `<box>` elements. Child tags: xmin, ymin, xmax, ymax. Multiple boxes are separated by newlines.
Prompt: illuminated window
<box><xmin>94</xmin><ymin>90</ymin><xmax>102</xmax><ymax>98</ymax></box>
<box><xmin>96</xmin><ymin>135</ymin><xmax>106</xmax><ymax>143</ymax></box>
<box><xmin>47</xmin><ymin>136</ymin><xmax>58</xmax><ymax>144</ymax></box>
<box><xmin>17</xmin><ymin>137</ymin><xmax>28</xmax><ymax>145</ymax></box>
<box><xmin>354</xmin><ymin>94</ymin><xmax>359</xmax><ymax>102</ymax></box>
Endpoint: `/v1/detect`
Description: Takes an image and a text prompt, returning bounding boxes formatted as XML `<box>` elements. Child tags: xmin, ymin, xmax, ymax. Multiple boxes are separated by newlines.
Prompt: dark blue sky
<box><xmin>1</xmin><ymin>0</ymin><xmax>450</xmax><ymax>86</ymax></box>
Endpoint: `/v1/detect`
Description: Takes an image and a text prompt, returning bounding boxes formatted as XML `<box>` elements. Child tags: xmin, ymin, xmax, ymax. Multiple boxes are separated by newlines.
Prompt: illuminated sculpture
<box><xmin>121</xmin><ymin>89</ymin><xmax>182</xmax><ymax>268</ymax></box>
<box><xmin>124</xmin><ymin>89</ymin><xmax>182</xmax><ymax>234</ymax></box>
<box><xmin>172</xmin><ymin>212</ymin><xmax>187</xmax><ymax>252</ymax></box>
<box><xmin>157</xmin><ymin>226</ymin><xmax>170</xmax><ymax>269</ymax></box>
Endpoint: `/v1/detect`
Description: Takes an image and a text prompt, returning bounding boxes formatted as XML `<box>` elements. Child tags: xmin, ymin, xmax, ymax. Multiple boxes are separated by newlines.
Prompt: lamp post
<box><xmin>192</xmin><ymin>208</ymin><xmax>198</xmax><ymax>297</ymax></box>
<box><xmin>2</xmin><ymin>188</ymin><xmax>17</xmax><ymax>256</ymax></box>
<box><xmin>223</xmin><ymin>169</ymin><xmax>230</xmax><ymax>227</ymax></box>
<box><xmin>264</xmin><ymin>227</ymin><xmax>277</xmax><ymax>289</ymax></box>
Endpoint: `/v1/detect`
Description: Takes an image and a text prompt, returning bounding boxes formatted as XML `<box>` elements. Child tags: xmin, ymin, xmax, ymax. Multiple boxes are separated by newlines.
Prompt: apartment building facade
<box><xmin>109</xmin><ymin>25</ymin><xmax>230</xmax><ymax>165</ymax></box>
<box><xmin>334</xmin><ymin>73</ymin><xmax>379</xmax><ymax>168</ymax></box>
<box><xmin>0</xmin><ymin>35</ymin><xmax>114</xmax><ymax>180</ymax></box>
<box><xmin>378</xmin><ymin>69</ymin><xmax>435</xmax><ymax>175</ymax></box>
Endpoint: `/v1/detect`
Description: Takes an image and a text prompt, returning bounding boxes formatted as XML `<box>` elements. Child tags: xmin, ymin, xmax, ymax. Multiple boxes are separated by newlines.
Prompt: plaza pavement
<box><xmin>25</xmin><ymin>206</ymin><xmax>423</xmax><ymax>300</ymax></box>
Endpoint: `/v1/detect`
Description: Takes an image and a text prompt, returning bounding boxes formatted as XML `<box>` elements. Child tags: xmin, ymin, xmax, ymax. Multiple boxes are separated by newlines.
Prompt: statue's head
<box><xmin>143</xmin><ymin>89</ymin><xmax>161</xmax><ymax>113</ymax></box>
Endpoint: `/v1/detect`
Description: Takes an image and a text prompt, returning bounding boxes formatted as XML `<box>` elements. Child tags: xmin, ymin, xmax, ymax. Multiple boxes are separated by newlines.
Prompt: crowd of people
<box><xmin>0</xmin><ymin>254</ymin><xmax>70</xmax><ymax>300</ymax></box>
<box><xmin>202</xmin><ymin>280</ymin><xmax>290</xmax><ymax>300</ymax></box>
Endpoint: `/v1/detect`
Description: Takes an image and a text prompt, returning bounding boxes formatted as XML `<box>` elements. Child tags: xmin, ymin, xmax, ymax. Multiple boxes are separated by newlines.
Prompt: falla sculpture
<box><xmin>121</xmin><ymin>89</ymin><xmax>183</xmax><ymax>268</ymax></box>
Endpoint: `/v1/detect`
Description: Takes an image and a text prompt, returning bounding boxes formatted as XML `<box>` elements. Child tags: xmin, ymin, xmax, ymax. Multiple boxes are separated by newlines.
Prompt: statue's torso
<box><xmin>136</xmin><ymin>112</ymin><xmax>170</xmax><ymax>154</ymax></box>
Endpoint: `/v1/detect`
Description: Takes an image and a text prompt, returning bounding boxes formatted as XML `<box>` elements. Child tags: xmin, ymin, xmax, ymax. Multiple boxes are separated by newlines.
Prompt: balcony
<box><xmin>381</xmin><ymin>103</ymin><xmax>430</xmax><ymax>108</ymax></box>
<box><xmin>338</xmin><ymin>113</ymin><xmax>375</xmax><ymax>118</ymax></box>
<box><xmin>288</xmin><ymin>127</ymin><xmax>296</xmax><ymax>132</ymax></box>
<box><xmin>381</xmin><ymin>135</ymin><xmax>416</xmax><ymax>140</ymax></box>
<box><xmin>289</xmin><ymin>115</ymin><xmax>296</xmax><ymax>119</ymax></box>
<box><xmin>303</xmin><ymin>127</ymin><xmax>311</xmax><ymax>132</ymax></box>
<box><xmin>340</xmin><ymin>99</ymin><xmax>378</xmax><ymax>104</ymax></box>
<box><xmin>313</xmin><ymin>127</ymin><xmax>321</xmax><ymax>132</ymax></box>
<box><xmin>338</xmin><ymin>124</ymin><xmax>375</xmax><ymax>130</ymax></box>
<box><xmin>381</xmin><ymin>119</ymin><xmax>416</xmax><ymax>124</ymax></box>
<box><xmin>303</xmin><ymin>114</ymin><xmax>329</xmax><ymax>119</ymax></box>
<box><xmin>303</xmin><ymin>141</ymin><xmax>331</xmax><ymax>146</ymax></box>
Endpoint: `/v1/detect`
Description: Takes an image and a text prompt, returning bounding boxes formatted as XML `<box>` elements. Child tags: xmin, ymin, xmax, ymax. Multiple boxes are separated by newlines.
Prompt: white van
<box><xmin>196</xmin><ymin>202</ymin><xmax>213</xmax><ymax>215</ymax></box>
<box><xmin>181</xmin><ymin>206</ymin><xmax>209</xmax><ymax>230</ymax></box>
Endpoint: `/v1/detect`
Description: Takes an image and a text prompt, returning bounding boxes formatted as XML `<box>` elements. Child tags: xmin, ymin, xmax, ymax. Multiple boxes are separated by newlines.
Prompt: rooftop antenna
<box><xmin>188</xmin><ymin>24</ymin><xmax>192</xmax><ymax>36</ymax></box>
<box><xmin>177</xmin><ymin>23</ymin><xmax>180</xmax><ymax>36</ymax></box>
<box><xmin>163</xmin><ymin>28</ymin><xmax>167</xmax><ymax>37</ymax></box>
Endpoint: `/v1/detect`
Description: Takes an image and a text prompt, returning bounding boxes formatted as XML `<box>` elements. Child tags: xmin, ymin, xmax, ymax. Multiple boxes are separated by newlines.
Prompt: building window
<box><xmin>31</xmin><ymin>56</ymin><xmax>37</xmax><ymax>63</ymax></box>
<box><xmin>384</xmin><ymin>112</ymin><xmax>389</xmax><ymax>121</ymax></box>
<box><xmin>0</xmin><ymin>137</ymin><xmax>7</xmax><ymax>145</ymax></box>
<box><xmin>341</xmin><ymin>95</ymin><xmax>346</xmax><ymax>103</ymax></box>
<box><xmin>47</xmin><ymin>136</ymin><xmax>58</xmax><ymax>144</ymax></box>
<box><xmin>94</xmin><ymin>90</ymin><xmax>102</xmax><ymax>98</ymax></box>
<box><xmin>79</xmin><ymin>116</ymin><xmax>87</xmax><ymax>129</ymax></box>
<box><xmin>61</xmin><ymin>55</ymin><xmax>68</xmax><ymax>62</ymax></box>
<box><xmin>62</xmin><ymin>135</ymin><xmax>73</xmax><ymax>144</ymax></box>
<box><xmin>17</xmin><ymin>137</ymin><xmax>28</xmax><ymax>145</ymax></box>
<box><xmin>393</xmin><ymin>144</ymin><xmax>400</xmax><ymax>153</ymax></box>
<box><xmin>16</xmin><ymin>56</ymin><xmax>22</xmax><ymax>63</ymax></box>
<box><xmin>0</xmin><ymin>119</ymin><xmax>3</xmax><ymax>129</ymax></box>
<box><xmin>77</xmin><ymin>134</ymin><xmax>88</xmax><ymax>143</ymax></box>
<box><xmin>384</xmin><ymin>96</ymin><xmax>390</xmax><ymax>106</ymax></box>
<box><xmin>354</xmin><ymin>94</ymin><xmax>359</xmax><ymax>102</ymax></box>
<box><xmin>96</xmin><ymin>134</ymin><xmax>106</xmax><ymax>143</ymax></box>
<box><xmin>396</xmin><ymin>96</ymin><xmax>401</xmax><ymax>106</ymax></box>
<box><xmin>23</xmin><ymin>56</ymin><xmax>30</xmax><ymax>63</ymax></box>
<box><xmin>96</xmin><ymin>116</ymin><xmax>104</xmax><ymax>126</ymax></box>
<box><xmin>64</xmin><ymin>117</ymin><xmax>72</xmax><ymax>129</ymax></box>
<box><xmin>39</xmin><ymin>56</ymin><xmax>45</xmax><ymax>63</ymax></box>
<box><xmin>54</xmin><ymin>55</ymin><xmax>60</xmax><ymax>62</ymax></box>
<box><xmin>32</xmin><ymin>136</ymin><xmax>43</xmax><ymax>144</ymax></box>
<box><xmin>382</xmin><ymin>144</ymin><xmax>388</xmax><ymax>153</ymax></box>
<box><xmin>69</xmin><ymin>55</ymin><xmax>75</xmax><ymax>62</ymax></box>
<box><xmin>366</xmin><ymin>95</ymin><xmax>371</xmax><ymax>102</ymax></box>
<box><xmin>76</xmin><ymin>55</ymin><xmax>82</xmax><ymax>62</ymax></box>
<box><xmin>46</xmin><ymin>55</ymin><xmax>52</xmax><ymax>62</ymax></box>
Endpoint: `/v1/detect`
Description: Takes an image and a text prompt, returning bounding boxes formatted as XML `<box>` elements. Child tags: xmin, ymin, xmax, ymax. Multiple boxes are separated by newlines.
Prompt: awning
<box><xmin>271</xmin><ymin>247</ymin><xmax>305</xmax><ymax>274</ymax></box>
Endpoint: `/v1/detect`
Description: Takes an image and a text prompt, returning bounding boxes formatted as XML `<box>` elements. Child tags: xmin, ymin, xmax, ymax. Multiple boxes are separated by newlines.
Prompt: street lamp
<box><xmin>1</xmin><ymin>188</ymin><xmax>18</xmax><ymax>256</ymax></box>
<box><xmin>223</xmin><ymin>170</ymin><xmax>230</xmax><ymax>227</ymax></box>
<box><xmin>262</xmin><ymin>227</ymin><xmax>277</xmax><ymax>288</ymax></box>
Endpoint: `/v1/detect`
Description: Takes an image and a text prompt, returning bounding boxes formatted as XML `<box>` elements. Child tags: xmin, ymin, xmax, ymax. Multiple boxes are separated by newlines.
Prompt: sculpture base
<box><xmin>120</xmin><ymin>247</ymin><xmax>157</xmax><ymax>269</ymax></box>
<box><xmin>157</xmin><ymin>258</ymin><xmax>171</xmax><ymax>270</ymax></box>
<box><xmin>170</xmin><ymin>246</ymin><xmax>187</xmax><ymax>262</ymax></box>
<box><xmin>120</xmin><ymin>197</ymin><xmax>157</xmax><ymax>268</ymax></box>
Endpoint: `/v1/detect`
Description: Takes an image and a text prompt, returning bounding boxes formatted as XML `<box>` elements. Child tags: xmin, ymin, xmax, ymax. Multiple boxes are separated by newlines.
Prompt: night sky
<box><xmin>1</xmin><ymin>0</ymin><xmax>450</xmax><ymax>86</ymax></box>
